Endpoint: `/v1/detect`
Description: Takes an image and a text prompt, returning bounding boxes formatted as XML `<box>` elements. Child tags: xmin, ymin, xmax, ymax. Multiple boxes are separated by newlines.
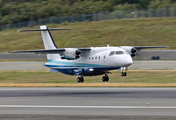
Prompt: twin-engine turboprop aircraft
<box><xmin>9</xmin><ymin>26</ymin><xmax>168</xmax><ymax>83</ymax></box>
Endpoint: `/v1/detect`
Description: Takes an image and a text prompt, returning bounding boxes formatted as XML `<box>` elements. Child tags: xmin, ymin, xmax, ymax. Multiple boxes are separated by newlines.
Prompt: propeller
<box><xmin>120</xmin><ymin>35</ymin><xmax>148</xmax><ymax>60</ymax></box>
<box><xmin>75</xmin><ymin>49</ymin><xmax>81</xmax><ymax>59</ymax></box>
<box><xmin>65</xmin><ymin>37</ymin><xmax>91</xmax><ymax>60</ymax></box>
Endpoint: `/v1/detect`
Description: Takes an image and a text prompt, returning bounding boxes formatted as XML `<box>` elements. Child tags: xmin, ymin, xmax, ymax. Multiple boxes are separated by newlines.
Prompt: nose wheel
<box><xmin>77</xmin><ymin>77</ymin><xmax>84</xmax><ymax>83</ymax></box>
<box><xmin>121</xmin><ymin>72</ymin><xmax>127</xmax><ymax>77</ymax></box>
<box><xmin>121</xmin><ymin>67</ymin><xmax>127</xmax><ymax>77</ymax></box>
<box><xmin>102</xmin><ymin>75</ymin><xmax>109</xmax><ymax>82</ymax></box>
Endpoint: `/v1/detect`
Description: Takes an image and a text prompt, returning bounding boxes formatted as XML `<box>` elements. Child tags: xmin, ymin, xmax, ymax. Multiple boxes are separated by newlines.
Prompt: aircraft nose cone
<box><xmin>124</xmin><ymin>56</ymin><xmax>133</xmax><ymax>66</ymax></box>
<box><xmin>129</xmin><ymin>56</ymin><xmax>133</xmax><ymax>65</ymax></box>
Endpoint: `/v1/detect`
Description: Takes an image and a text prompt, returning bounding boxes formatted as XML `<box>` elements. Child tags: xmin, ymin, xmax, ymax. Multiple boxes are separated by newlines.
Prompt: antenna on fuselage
<box><xmin>106</xmin><ymin>44</ymin><xmax>110</xmax><ymax>47</ymax></box>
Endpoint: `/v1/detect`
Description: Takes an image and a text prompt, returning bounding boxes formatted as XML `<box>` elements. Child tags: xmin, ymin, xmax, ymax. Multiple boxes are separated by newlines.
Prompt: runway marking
<box><xmin>0</xmin><ymin>105</ymin><xmax>176</xmax><ymax>109</ymax></box>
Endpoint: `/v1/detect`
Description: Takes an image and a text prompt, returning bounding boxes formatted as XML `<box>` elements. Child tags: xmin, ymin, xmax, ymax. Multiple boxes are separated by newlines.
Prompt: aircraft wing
<box><xmin>120</xmin><ymin>46</ymin><xmax>169</xmax><ymax>57</ymax></box>
<box><xmin>78</xmin><ymin>48</ymin><xmax>91</xmax><ymax>51</ymax></box>
<box><xmin>133</xmin><ymin>46</ymin><xmax>169</xmax><ymax>51</ymax></box>
<box><xmin>8</xmin><ymin>49</ymin><xmax>65</xmax><ymax>54</ymax></box>
<box><xmin>8</xmin><ymin>48</ymin><xmax>91</xmax><ymax>54</ymax></box>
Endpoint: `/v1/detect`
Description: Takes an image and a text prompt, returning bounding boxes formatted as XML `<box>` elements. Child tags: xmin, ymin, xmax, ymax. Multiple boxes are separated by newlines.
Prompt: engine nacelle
<box><xmin>120</xmin><ymin>46</ymin><xmax>137</xmax><ymax>57</ymax></box>
<box><xmin>61</xmin><ymin>48</ymin><xmax>81</xmax><ymax>60</ymax></box>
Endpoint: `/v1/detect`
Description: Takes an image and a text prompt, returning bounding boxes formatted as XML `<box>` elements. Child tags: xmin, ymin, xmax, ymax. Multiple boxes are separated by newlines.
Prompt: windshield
<box><xmin>109</xmin><ymin>51</ymin><xmax>124</xmax><ymax>56</ymax></box>
<box><xmin>123</xmin><ymin>50</ymin><xmax>129</xmax><ymax>55</ymax></box>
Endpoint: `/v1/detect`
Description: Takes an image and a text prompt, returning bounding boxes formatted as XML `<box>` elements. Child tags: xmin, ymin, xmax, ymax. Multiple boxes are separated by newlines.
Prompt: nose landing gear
<box><xmin>121</xmin><ymin>72</ymin><xmax>127</xmax><ymax>77</ymax></box>
<box><xmin>121</xmin><ymin>67</ymin><xmax>127</xmax><ymax>77</ymax></box>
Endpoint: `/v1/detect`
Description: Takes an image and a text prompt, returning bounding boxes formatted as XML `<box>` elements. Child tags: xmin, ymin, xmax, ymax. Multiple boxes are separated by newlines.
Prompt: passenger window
<box><xmin>92</xmin><ymin>57</ymin><xmax>94</xmax><ymax>60</ymax></box>
<box><xmin>99</xmin><ymin>56</ymin><xmax>100</xmax><ymax>59</ymax></box>
<box><xmin>95</xmin><ymin>57</ymin><xmax>97</xmax><ymax>59</ymax></box>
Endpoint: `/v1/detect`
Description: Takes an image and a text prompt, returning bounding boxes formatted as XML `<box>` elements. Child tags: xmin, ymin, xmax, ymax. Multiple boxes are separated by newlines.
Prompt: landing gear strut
<box><xmin>77</xmin><ymin>77</ymin><xmax>84</xmax><ymax>83</ymax></box>
<box><xmin>102</xmin><ymin>75</ymin><xmax>109</xmax><ymax>82</ymax></box>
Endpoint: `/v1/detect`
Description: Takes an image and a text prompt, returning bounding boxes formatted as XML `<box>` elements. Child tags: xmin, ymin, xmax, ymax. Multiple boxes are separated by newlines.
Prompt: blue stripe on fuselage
<box><xmin>44</xmin><ymin>60</ymin><xmax>120</xmax><ymax>76</ymax></box>
<box><xmin>50</xmin><ymin>67</ymin><xmax>120</xmax><ymax>76</ymax></box>
<box><xmin>45</xmin><ymin>59</ymin><xmax>110</xmax><ymax>67</ymax></box>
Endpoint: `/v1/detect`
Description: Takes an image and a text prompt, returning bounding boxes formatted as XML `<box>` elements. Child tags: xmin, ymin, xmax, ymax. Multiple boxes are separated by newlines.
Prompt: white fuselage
<box><xmin>44</xmin><ymin>47</ymin><xmax>133</xmax><ymax>76</ymax></box>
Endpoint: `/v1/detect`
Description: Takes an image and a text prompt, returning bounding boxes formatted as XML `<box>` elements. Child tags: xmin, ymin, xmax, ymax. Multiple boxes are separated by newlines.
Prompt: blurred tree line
<box><xmin>0</xmin><ymin>0</ymin><xmax>176</xmax><ymax>25</ymax></box>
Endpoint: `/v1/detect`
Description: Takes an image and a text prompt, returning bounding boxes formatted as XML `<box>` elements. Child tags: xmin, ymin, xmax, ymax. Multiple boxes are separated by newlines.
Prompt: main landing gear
<box><xmin>102</xmin><ymin>71</ymin><xmax>111</xmax><ymax>82</ymax></box>
<box><xmin>102</xmin><ymin>75</ymin><xmax>109</xmax><ymax>82</ymax></box>
<box><xmin>77</xmin><ymin>76</ymin><xmax>84</xmax><ymax>83</ymax></box>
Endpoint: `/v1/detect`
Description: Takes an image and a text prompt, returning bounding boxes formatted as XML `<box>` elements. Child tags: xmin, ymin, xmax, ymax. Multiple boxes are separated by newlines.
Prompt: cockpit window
<box><xmin>109</xmin><ymin>51</ymin><xmax>124</xmax><ymax>56</ymax></box>
<box><xmin>123</xmin><ymin>51</ymin><xmax>129</xmax><ymax>55</ymax></box>
<box><xmin>116</xmin><ymin>51</ymin><xmax>124</xmax><ymax>55</ymax></box>
<box><xmin>109</xmin><ymin>51</ymin><xmax>115</xmax><ymax>56</ymax></box>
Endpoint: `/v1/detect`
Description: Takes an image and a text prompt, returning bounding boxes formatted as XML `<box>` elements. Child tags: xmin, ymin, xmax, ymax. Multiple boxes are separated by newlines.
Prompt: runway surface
<box><xmin>0</xmin><ymin>61</ymin><xmax>176</xmax><ymax>70</ymax></box>
<box><xmin>0</xmin><ymin>88</ymin><xmax>176</xmax><ymax>119</ymax></box>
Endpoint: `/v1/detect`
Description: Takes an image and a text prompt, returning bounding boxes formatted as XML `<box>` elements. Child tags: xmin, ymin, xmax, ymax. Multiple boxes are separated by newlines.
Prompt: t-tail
<box><xmin>40</xmin><ymin>26</ymin><xmax>59</xmax><ymax>50</ymax></box>
<box><xmin>16</xmin><ymin>26</ymin><xmax>70</xmax><ymax>61</ymax></box>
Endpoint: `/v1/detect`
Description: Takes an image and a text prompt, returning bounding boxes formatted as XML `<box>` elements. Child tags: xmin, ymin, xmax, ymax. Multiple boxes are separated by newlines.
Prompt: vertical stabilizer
<box><xmin>17</xmin><ymin>25</ymin><xmax>70</xmax><ymax>61</ymax></box>
<box><xmin>40</xmin><ymin>26</ymin><xmax>59</xmax><ymax>61</ymax></box>
<box><xmin>40</xmin><ymin>26</ymin><xmax>58</xmax><ymax>50</ymax></box>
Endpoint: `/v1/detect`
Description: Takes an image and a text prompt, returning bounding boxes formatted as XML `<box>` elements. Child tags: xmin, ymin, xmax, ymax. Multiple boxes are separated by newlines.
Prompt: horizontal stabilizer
<box><xmin>18</xmin><ymin>28</ymin><xmax>70</xmax><ymax>32</ymax></box>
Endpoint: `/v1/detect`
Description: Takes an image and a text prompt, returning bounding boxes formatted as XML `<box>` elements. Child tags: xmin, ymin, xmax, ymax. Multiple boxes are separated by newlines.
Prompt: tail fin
<box><xmin>18</xmin><ymin>25</ymin><xmax>70</xmax><ymax>61</ymax></box>
<box><xmin>40</xmin><ymin>25</ymin><xmax>58</xmax><ymax>50</ymax></box>
<box><xmin>19</xmin><ymin>25</ymin><xmax>70</xmax><ymax>50</ymax></box>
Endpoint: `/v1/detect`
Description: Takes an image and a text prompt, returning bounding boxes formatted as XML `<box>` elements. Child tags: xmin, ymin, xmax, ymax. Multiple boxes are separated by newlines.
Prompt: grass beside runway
<box><xmin>0</xmin><ymin>70</ymin><xmax>176</xmax><ymax>87</ymax></box>
<box><xmin>0</xmin><ymin>17</ymin><xmax>175</xmax><ymax>53</ymax></box>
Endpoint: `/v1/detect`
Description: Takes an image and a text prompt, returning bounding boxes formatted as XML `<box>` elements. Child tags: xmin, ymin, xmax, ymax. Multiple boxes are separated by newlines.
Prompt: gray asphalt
<box><xmin>0</xmin><ymin>87</ymin><xmax>176</xmax><ymax>119</ymax></box>
<box><xmin>0</xmin><ymin>61</ymin><xmax>176</xmax><ymax>70</ymax></box>
<box><xmin>130</xmin><ymin>61</ymin><xmax>176</xmax><ymax>69</ymax></box>
<box><xmin>0</xmin><ymin>62</ymin><xmax>47</xmax><ymax>70</ymax></box>
<box><xmin>0</xmin><ymin>53</ymin><xmax>46</xmax><ymax>60</ymax></box>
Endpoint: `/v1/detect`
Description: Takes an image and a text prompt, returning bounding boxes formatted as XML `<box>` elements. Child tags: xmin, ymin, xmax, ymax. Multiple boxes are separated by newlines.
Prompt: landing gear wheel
<box><xmin>77</xmin><ymin>77</ymin><xmax>84</xmax><ymax>83</ymax></box>
<box><xmin>77</xmin><ymin>77</ymin><xmax>81</xmax><ymax>83</ymax></box>
<box><xmin>105</xmin><ymin>75</ymin><xmax>109</xmax><ymax>82</ymax></box>
<box><xmin>102</xmin><ymin>75</ymin><xmax>109</xmax><ymax>82</ymax></box>
<box><xmin>81</xmin><ymin>77</ymin><xmax>84</xmax><ymax>83</ymax></box>
<box><xmin>121</xmin><ymin>72</ymin><xmax>127</xmax><ymax>77</ymax></box>
<box><xmin>121</xmin><ymin>72</ymin><xmax>124</xmax><ymax>77</ymax></box>
<box><xmin>124</xmin><ymin>72</ymin><xmax>127</xmax><ymax>76</ymax></box>
<box><xmin>102</xmin><ymin>76</ymin><xmax>106</xmax><ymax>82</ymax></box>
